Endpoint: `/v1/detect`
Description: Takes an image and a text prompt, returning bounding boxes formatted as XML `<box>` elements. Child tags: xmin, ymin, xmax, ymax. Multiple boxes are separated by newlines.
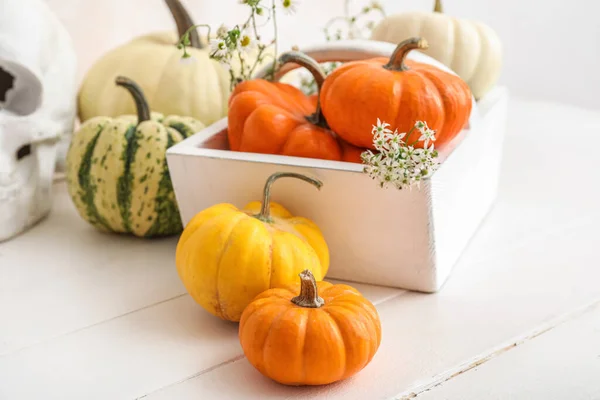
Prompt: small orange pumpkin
<box><xmin>227</xmin><ymin>53</ymin><xmax>342</xmax><ymax>161</ymax></box>
<box><xmin>320</xmin><ymin>37</ymin><xmax>473</xmax><ymax>151</ymax></box>
<box><xmin>239</xmin><ymin>270</ymin><xmax>382</xmax><ymax>386</ymax></box>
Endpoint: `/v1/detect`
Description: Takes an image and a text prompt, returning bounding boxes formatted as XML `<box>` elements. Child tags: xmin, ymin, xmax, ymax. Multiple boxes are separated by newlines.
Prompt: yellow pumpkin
<box><xmin>78</xmin><ymin>0</ymin><xmax>231</xmax><ymax>126</ymax></box>
<box><xmin>175</xmin><ymin>172</ymin><xmax>330</xmax><ymax>322</ymax></box>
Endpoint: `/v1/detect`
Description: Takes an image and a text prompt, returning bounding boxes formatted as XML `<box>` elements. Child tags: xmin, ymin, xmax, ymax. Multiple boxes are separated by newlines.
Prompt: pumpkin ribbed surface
<box><xmin>175</xmin><ymin>200</ymin><xmax>329</xmax><ymax>322</ymax></box>
<box><xmin>66</xmin><ymin>113</ymin><xmax>204</xmax><ymax>237</ymax></box>
<box><xmin>239</xmin><ymin>272</ymin><xmax>382</xmax><ymax>386</ymax></box>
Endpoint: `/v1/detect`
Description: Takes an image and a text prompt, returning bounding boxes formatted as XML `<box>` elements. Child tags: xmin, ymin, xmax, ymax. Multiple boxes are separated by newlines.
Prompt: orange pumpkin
<box><xmin>339</xmin><ymin>138</ymin><xmax>367</xmax><ymax>163</ymax></box>
<box><xmin>320</xmin><ymin>37</ymin><xmax>473</xmax><ymax>151</ymax></box>
<box><xmin>239</xmin><ymin>269</ymin><xmax>382</xmax><ymax>386</ymax></box>
<box><xmin>227</xmin><ymin>53</ymin><xmax>342</xmax><ymax>161</ymax></box>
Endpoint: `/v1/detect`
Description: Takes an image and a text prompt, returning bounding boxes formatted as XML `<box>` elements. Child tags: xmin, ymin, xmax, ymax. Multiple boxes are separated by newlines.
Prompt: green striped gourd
<box><xmin>66</xmin><ymin>76</ymin><xmax>204</xmax><ymax>237</ymax></box>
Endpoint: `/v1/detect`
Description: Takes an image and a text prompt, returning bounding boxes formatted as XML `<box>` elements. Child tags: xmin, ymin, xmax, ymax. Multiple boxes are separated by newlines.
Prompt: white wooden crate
<box><xmin>166</xmin><ymin>40</ymin><xmax>509</xmax><ymax>292</ymax></box>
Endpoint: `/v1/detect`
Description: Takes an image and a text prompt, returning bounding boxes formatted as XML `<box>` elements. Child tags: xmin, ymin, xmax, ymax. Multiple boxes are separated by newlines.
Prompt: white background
<box><xmin>44</xmin><ymin>0</ymin><xmax>600</xmax><ymax>111</ymax></box>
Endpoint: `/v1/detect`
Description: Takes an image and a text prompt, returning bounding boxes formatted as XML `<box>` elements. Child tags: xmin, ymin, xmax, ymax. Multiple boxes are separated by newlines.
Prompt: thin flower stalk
<box><xmin>177</xmin><ymin>0</ymin><xmax>299</xmax><ymax>89</ymax></box>
<box><xmin>299</xmin><ymin>0</ymin><xmax>386</xmax><ymax>95</ymax></box>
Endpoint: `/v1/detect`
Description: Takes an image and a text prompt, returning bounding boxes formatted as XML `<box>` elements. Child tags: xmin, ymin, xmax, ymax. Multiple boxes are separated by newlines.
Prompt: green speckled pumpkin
<box><xmin>66</xmin><ymin>76</ymin><xmax>204</xmax><ymax>237</ymax></box>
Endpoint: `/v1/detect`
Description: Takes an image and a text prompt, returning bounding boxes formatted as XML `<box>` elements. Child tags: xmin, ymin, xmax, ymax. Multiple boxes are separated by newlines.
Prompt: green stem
<box><xmin>434</xmin><ymin>0</ymin><xmax>443</xmax><ymax>13</ymax></box>
<box><xmin>383</xmin><ymin>37</ymin><xmax>429</xmax><ymax>72</ymax></box>
<box><xmin>179</xmin><ymin>24</ymin><xmax>212</xmax><ymax>59</ymax></box>
<box><xmin>270</xmin><ymin>0</ymin><xmax>278</xmax><ymax>81</ymax></box>
<box><xmin>277</xmin><ymin>51</ymin><xmax>328</xmax><ymax>128</ymax></box>
<box><xmin>255</xmin><ymin>172</ymin><xmax>323</xmax><ymax>222</ymax></box>
<box><xmin>405</xmin><ymin>125</ymin><xmax>418</xmax><ymax>145</ymax></box>
<box><xmin>115</xmin><ymin>77</ymin><xmax>151</xmax><ymax>124</ymax></box>
<box><xmin>291</xmin><ymin>270</ymin><xmax>325</xmax><ymax>308</ymax></box>
<box><xmin>165</xmin><ymin>0</ymin><xmax>204</xmax><ymax>49</ymax></box>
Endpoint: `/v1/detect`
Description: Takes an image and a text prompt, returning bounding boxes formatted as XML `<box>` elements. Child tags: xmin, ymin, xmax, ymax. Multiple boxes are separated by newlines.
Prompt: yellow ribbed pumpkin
<box><xmin>175</xmin><ymin>172</ymin><xmax>329</xmax><ymax>322</ymax></box>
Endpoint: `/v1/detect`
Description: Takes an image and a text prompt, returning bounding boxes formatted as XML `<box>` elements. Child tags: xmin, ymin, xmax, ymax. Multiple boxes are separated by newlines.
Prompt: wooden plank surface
<box><xmin>414</xmin><ymin>302</ymin><xmax>600</xmax><ymax>400</ymax></box>
<box><xmin>0</xmin><ymin>188</ymin><xmax>401</xmax><ymax>399</ymax></box>
<box><xmin>1</xmin><ymin>98</ymin><xmax>600</xmax><ymax>400</ymax></box>
<box><xmin>140</xmin><ymin>219</ymin><xmax>600</xmax><ymax>400</ymax></box>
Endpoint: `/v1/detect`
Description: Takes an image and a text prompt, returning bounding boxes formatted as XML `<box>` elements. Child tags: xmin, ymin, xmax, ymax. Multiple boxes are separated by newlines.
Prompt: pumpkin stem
<box><xmin>434</xmin><ymin>0</ymin><xmax>443</xmax><ymax>13</ymax></box>
<box><xmin>256</xmin><ymin>172</ymin><xmax>323</xmax><ymax>223</ymax></box>
<box><xmin>383</xmin><ymin>37</ymin><xmax>429</xmax><ymax>72</ymax></box>
<box><xmin>165</xmin><ymin>0</ymin><xmax>204</xmax><ymax>49</ymax></box>
<box><xmin>291</xmin><ymin>269</ymin><xmax>325</xmax><ymax>308</ymax></box>
<box><xmin>115</xmin><ymin>77</ymin><xmax>151</xmax><ymax>124</ymax></box>
<box><xmin>277</xmin><ymin>51</ymin><xmax>329</xmax><ymax>129</ymax></box>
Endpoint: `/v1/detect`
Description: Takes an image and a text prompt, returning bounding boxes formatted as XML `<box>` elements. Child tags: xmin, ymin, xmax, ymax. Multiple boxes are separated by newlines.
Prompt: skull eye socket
<box><xmin>0</xmin><ymin>66</ymin><xmax>15</xmax><ymax>104</ymax></box>
<box><xmin>16</xmin><ymin>144</ymin><xmax>31</xmax><ymax>160</ymax></box>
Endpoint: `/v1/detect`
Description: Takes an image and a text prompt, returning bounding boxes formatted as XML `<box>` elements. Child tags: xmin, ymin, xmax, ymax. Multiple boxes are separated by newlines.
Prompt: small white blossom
<box><xmin>216</xmin><ymin>24</ymin><xmax>229</xmax><ymax>38</ymax></box>
<box><xmin>238</xmin><ymin>34</ymin><xmax>257</xmax><ymax>54</ymax></box>
<box><xmin>210</xmin><ymin>38</ymin><xmax>228</xmax><ymax>58</ymax></box>
<box><xmin>419</xmin><ymin>128</ymin><xmax>436</xmax><ymax>147</ymax></box>
<box><xmin>415</xmin><ymin>121</ymin><xmax>427</xmax><ymax>132</ymax></box>
<box><xmin>361</xmin><ymin>119</ymin><xmax>440</xmax><ymax>190</ymax></box>
<box><xmin>281</xmin><ymin>0</ymin><xmax>299</xmax><ymax>15</ymax></box>
<box><xmin>372</xmin><ymin>118</ymin><xmax>393</xmax><ymax>135</ymax></box>
<box><xmin>369</xmin><ymin>1</ymin><xmax>384</xmax><ymax>11</ymax></box>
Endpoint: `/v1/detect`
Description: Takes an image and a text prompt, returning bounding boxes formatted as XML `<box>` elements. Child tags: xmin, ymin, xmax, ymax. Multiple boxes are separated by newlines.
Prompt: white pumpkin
<box><xmin>0</xmin><ymin>0</ymin><xmax>78</xmax><ymax>242</ymax></box>
<box><xmin>370</xmin><ymin>0</ymin><xmax>502</xmax><ymax>100</ymax></box>
<box><xmin>77</xmin><ymin>0</ymin><xmax>232</xmax><ymax>126</ymax></box>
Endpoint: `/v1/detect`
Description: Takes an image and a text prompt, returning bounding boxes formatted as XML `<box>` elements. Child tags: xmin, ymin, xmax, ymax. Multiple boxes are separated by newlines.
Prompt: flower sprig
<box><xmin>178</xmin><ymin>0</ymin><xmax>299</xmax><ymax>89</ymax></box>
<box><xmin>324</xmin><ymin>0</ymin><xmax>386</xmax><ymax>42</ymax></box>
<box><xmin>361</xmin><ymin>119</ymin><xmax>440</xmax><ymax>190</ymax></box>
<box><xmin>298</xmin><ymin>0</ymin><xmax>386</xmax><ymax>95</ymax></box>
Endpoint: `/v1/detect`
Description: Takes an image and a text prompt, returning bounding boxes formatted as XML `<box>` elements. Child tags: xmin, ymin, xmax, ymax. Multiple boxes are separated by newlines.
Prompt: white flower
<box><xmin>369</xmin><ymin>1</ymin><xmax>384</xmax><ymax>11</ymax></box>
<box><xmin>419</xmin><ymin>127</ymin><xmax>437</xmax><ymax>147</ymax></box>
<box><xmin>415</xmin><ymin>120</ymin><xmax>428</xmax><ymax>133</ymax></box>
<box><xmin>216</xmin><ymin>24</ymin><xmax>229</xmax><ymax>39</ymax></box>
<box><xmin>238</xmin><ymin>34</ymin><xmax>257</xmax><ymax>54</ymax></box>
<box><xmin>281</xmin><ymin>0</ymin><xmax>299</xmax><ymax>15</ymax></box>
<box><xmin>361</xmin><ymin>119</ymin><xmax>440</xmax><ymax>190</ymax></box>
<box><xmin>210</xmin><ymin>38</ymin><xmax>228</xmax><ymax>58</ymax></box>
<box><xmin>372</xmin><ymin>118</ymin><xmax>393</xmax><ymax>135</ymax></box>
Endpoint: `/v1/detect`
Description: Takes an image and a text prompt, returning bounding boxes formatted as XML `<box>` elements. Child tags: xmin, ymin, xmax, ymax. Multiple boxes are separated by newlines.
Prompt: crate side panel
<box><xmin>430</xmin><ymin>90</ymin><xmax>509</xmax><ymax>289</ymax></box>
<box><xmin>168</xmin><ymin>156</ymin><xmax>436</xmax><ymax>290</ymax></box>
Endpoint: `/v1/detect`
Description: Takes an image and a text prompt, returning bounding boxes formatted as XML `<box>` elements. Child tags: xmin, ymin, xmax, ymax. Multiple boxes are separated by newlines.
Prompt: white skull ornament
<box><xmin>0</xmin><ymin>0</ymin><xmax>77</xmax><ymax>242</ymax></box>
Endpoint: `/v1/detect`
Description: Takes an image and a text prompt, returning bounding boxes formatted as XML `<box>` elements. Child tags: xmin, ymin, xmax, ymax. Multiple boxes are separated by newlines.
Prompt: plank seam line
<box><xmin>134</xmin><ymin>355</ymin><xmax>246</xmax><ymax>399</ymax></box>
<box><xmin>0</xmin><ymin>293</ymin><xmax>188</xmax><ymax>358</ymax></box>
<box><xmin>391</xmin><ymin>297</ymin><xmax>600</xmax><ymax>399</ymax></box>
<box><xmin>373</xmin><ymin>290</ymin><xmax>408</xmax><ymax>306</ymax></box>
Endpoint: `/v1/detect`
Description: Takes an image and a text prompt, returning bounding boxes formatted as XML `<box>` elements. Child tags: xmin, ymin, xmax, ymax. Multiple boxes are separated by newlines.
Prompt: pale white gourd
<box><xmin>370</xmin><ymin>0</ymin><xmax>502</xmax><ymax>100</ymax></box>
<box><xmin>77</xmin><ymin>0</ymin><xmax>232</xmax><ymax>126</ymax></box>
<box><xmin>0</xmin><ymin>0</ymin><xmax>78</xmax><ymax>242</ymax></box>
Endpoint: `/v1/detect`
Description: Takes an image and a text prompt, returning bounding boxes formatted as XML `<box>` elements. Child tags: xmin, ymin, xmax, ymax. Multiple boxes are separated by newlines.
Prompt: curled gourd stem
<box><xmin>291</xmin><ymin>269</ymin><xmax>325</xmax><ymax>308</ymax></box>
<box><xmin>277</xmin><ymin>51</ymin><xmax>329</xmax><ymax>128</ymax></box>
<box><xmin>434</xmin><ymin>0</ymin><xmax>443</xmax><ymax>13</ymax></box>
<box><xmin>256</xmin><ymin>172</ymin><xmax>323</xmax><ymax>222</ymax></box>
<box><xmin>115</xmin><ymin>77</ymin><xmax>151</xmax><ymax>124</ymax></box>
<box><xmin>383</xmin><ymin>37</ymin><xmax>429</xmax><ymax>72</ymax></box>
<box><xmin>165</xmin><ymin>0</ymin><xmax>203</xmax><ymax>49</ymax></box>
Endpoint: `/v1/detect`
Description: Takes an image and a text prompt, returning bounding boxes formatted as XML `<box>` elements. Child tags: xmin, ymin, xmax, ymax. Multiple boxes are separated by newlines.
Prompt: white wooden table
<box><xmin>2</xmin><ymin>98</ymin><xmax>600</xmax><ymax>400</ymax></box>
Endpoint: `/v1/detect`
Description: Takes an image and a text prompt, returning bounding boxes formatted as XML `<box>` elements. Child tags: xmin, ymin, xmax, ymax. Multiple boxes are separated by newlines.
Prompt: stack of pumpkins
<box><xmin>65</xmin><ymin>0</ymin><xmax>501</xmax><ymax>239</ymax></box>
<box><xmin>66</xmin><ymin>0</ymin><xmax>232</xmax><ymax>238</ymax></box>
<box><xmin>227</xmin><ymin>37</ymin><xmax>474</xmax><ymax>163</ymax></box>
<box><xmin>176</xmin><ymin>170</ymin><xmax>383</xmax><ymax>386</ymax></box>
<box><xmin>63</xmin><ymin>0</ymin><xmax>501</xmax><ymax>387</ymax></box>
